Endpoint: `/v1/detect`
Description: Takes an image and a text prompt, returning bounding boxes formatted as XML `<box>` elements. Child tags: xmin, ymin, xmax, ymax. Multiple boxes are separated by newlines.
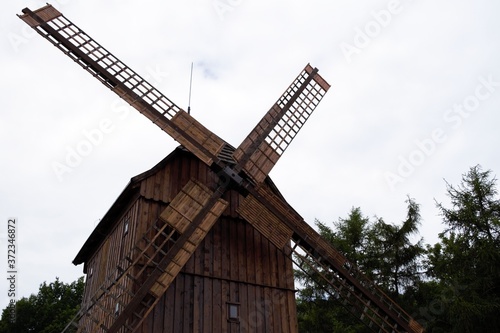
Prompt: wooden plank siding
<box><xmin>81</xmin><ymin>197</ymin><xmax>141</xmax><ymax>308</ymax></box>
<box><xmin>135</xmin><ymin>217</ymin><xmax>297</xmax><ymax>333</ymax></box>
<box><xmin>77</xmin><ymin>148</ymin><xmax>298</xmax><ymax>333</ymax></box>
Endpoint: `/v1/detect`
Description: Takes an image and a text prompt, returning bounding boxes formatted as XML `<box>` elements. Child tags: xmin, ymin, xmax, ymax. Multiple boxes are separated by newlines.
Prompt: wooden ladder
<box><xmin>19</xmin><ymin>5</ymin><xmax>225</xmax><ymax>167</ymax></box>
<box><xmin>289</xmin><ymin>233</ymin><xmax>425</xmax><ymax>333</ymax></box>
<box><xmin>62</xmin><ymin>216</ymin><xmax>179</xmax><ymax>333</ymax></box>
<box><xmin>63</xmin><ymin>180</ymin><xmax>227</xmax><ymax>333</ymax></box>
<box><xmin>240</xmin><ymin>183</ymin><xmax>424</xmax><ymax>333</ymax></box>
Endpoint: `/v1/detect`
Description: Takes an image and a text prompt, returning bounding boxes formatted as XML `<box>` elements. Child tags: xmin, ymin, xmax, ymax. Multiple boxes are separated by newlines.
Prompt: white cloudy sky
<box><xmin>1</xmin><ymin>0</ymin><xmax>499</xmax><ymax>309</ymax></box>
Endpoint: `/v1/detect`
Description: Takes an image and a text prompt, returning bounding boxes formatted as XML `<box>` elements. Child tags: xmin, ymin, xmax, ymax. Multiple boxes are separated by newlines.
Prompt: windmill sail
<box><xmin>19</xmin><ymin>5</ymin><xmax>226</xmax><ymax>166</ymax></box>
<box><xmin>70</xmin><ymin>180</ymin><xmax>227</xmax><ymax>333</ymax></box>
<box><xmin>108</xmin><ymin>180</ymin><xmax>228</xmax><ymax>332</ymax></box>
<box><xmin>20</xmin><ymin>4</ymin><xmax>424</xmax><ymax>332</ymax></box>
<box><xmin>238</xmin><ymin>184</ymin><xmax>424</xmax><ymax>333</ymax></box>
<box><xmin>233</xmin><ymin>64</ymin><xmax>330</xmax><ymax>183</ymax></box>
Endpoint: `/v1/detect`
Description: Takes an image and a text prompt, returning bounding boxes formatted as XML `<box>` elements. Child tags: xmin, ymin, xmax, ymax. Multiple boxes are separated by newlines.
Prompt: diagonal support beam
<box><xmin>239</xmin><ymin>183</ymin><xmax>424</xmax><ymax>333</ymax></box>
<box><xmin>107</xmin><ymin>180</ymin><xmax>228</xmax><ymax>333</ymax></box>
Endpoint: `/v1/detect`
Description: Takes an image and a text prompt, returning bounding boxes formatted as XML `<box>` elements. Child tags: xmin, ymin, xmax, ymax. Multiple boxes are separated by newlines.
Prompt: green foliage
<box><xmin>2</xmin><ymin>165</ymin><xmax>499</xmax><ymax>332</ymax></box>
<box><xmin>295</xmin><ymin>203</ymin><xmax>425</xmax><ymax>332</ymax></box>
<box><xmin>296</xmin><ymin>295</ymin><xmax>366</xmax><ymax>333</ymax></box>
<box><xmin>324</xmin><ymin>207</ymin><xmax>370</xmax><ymax>267</ymax></box>
<box><xmin>0</xmin><ymin>276</ymin><xmax>84</xmax><ymax>333</ymax></box>
<box><xmin>295</xmin><ymin>165</ymin><xmax>500</xmax><ymax>332</ymax></box>
<box><xmin>425</xmin><ymin>165</ymin><xmax>500</xmax><ymax>332</ymax></box>
<box><xmin>368</xmin><ymin>197</ymin><xmax>425</xmax><ymax>296</ymax></box>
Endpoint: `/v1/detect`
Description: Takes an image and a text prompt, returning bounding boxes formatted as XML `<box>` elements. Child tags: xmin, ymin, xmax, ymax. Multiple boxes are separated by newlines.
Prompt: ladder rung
<box><xmin>142</xmin><ymin>236</ymin><xmax>153</xmax><ymax>245</ymax></box>
<box><xmin>126</xmin><ymin>272</ymin><xmax>139</xmax><ymax>284</ymax></box>
<box><xmin>140</xmin><ymin>298</ymin><xmax>155</xmax><ymax>309</ymax></box>
<box><xmin>116</xmin><ymin>264</ymin><xmax>127</xmax><ymax>273</ymax></box>
<box><xmin>151</xmin><ymin>245</ymin><xmax>168</xmax><ymax>257</ymax></box>
<box><xmin>123</xmin><ymin>323</ymin><xmax>136</xmax><ymax>332</ymax></box>
<box><xmin>132</xmin><ymin>310</ymin><xmax>143</xmax><ymax>319</ymax></box>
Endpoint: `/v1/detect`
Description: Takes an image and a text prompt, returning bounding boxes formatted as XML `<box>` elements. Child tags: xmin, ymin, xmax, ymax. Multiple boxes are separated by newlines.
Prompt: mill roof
<box><xmin>72</xmin><ymin>146</ymin><xmax>287</xmax><ymax>266</ymax></box>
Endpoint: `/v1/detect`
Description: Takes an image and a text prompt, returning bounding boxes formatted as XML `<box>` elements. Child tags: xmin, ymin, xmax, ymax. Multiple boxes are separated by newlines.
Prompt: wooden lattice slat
<box><xmin>237</xmin><ymin>193</ymin><xmax>293</xmax><ymax>249</ymax></box>
<box><xmin>249</xmin><ymin>183</ymin><xmax>425</xmax><ymax>333</ymax></box>
<box><xmin>19</xmin><ymin>5</ymin><xmax>221</xmax><ymax>167</ymax></box>
<box><xmin>233</xmin><ymin>64</ymin><xmax>330</xmax><ymax>183</ymax></box>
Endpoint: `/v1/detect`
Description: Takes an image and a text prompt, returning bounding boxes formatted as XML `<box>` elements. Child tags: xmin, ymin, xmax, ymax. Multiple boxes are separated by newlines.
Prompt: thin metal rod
<box><xmin>188</xmin><ymin>62</ymin><xmax>194</xmax><ymax>114</ymax></box>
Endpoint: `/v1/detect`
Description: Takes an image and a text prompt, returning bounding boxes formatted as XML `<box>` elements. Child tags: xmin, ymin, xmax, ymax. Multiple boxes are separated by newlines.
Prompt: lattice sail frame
<box><xmin>20</xmin><ymin>5</ymin><xmax>425</xmax><ymax>333</ymax></box>
<box><xmin>68</xmin><ymin>180</ymin><xmax>228</xmax><ymax>333</ymax></box>
<box><xmin>269</xmin><ymin>65</ymin><xmax>329</xmax><ymax>155</ymax></box>
<box><xmin>239</xmin><ymin>184</ymin><xmax>425</xmax><ymax>333</ymax></box>
<box><xmin>21</xmin><ymin>6</ymin><xmax>182</xmax><ymax>117</ymax></box>
<box><xmin>19</xmin><ymin>5</ymin><xmax>225</xmax><ymax>166</ymax></box>
<box><xmin>233</xmin><ymin>64</ymin><xmax>330</xmax><ymax>183</ymax></box>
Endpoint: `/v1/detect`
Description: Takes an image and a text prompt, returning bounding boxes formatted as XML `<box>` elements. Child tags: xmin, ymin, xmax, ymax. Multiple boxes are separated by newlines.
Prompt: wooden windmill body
<box><xmin>19</xmin><ymin>5</ymin><xmax>424</xmax><ymax>333</ymax></box>
<box><xmin>73</xmin><ymin>147</ymin><xmax>298</xmax><ymax>332</ymax></box>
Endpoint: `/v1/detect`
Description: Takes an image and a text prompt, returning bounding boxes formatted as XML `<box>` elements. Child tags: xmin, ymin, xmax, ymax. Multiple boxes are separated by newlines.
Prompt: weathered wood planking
<box><xmin>232</xmin><ymin>104</ymin><xmax>280</xmax><ymax>163</ymax></box>
<box><xmin>236</xmin><ymin>140</ymin><xmax>280</xmax><ymax>184</ymax></box>
<box><xmin>237</xmin><ymin>193</ymin><xmax>294</xmax><ymax>250</ymax></box>
<box><xmin>25</xmin><ymin>2</ymin><xmax>307</xmax><ymax>329</ymax></box>
<box><xmin>170</xmin><ymin>110</ymin><xmax>226</xmax><ymax>166</ymax></box>
<box><xmin>232</xmin><ymin>64</ymin><xmax>329</xmax><ymax>185</ymax></box>
<box><xmin>77</xmin><ymin>148</ymin><xmax>298</xmax><ymax>333</ymax></box>
<box><xmin>150</xmin><ymin>193</ymin><xmax>228</xmax><ymax>297</ymax></box>
<box><xmin>254</xmin><ymin>182</ymin><xmax>349</xmax><ymax>267</ymax></box>
<box><xmin>134</xmin><ymin>217</ymin><xmax>298</xmax><ymax>333</ymax></box>
<box><xmin>18</xmin><ymin>4</ymin><xmax>61</xmax><ymax>27</ymax></box>
<box><xmin>79</xmin><ymin>197</ymin><xmax>166</xmax><ymax>331</ymax></box>
<box><xmin>159</xmin><ymin>179</ymin><xmax>218</xmax><ymax>234</ymax></box>
<box><xmin>139</xmin><ymin>149</ymin><xmax>239</xmax><ymax>217</ymax></box>
<box><xmin>79</xmin><ymin>197</ymin><xmax>142</xmax><ymax>329</ymax></box>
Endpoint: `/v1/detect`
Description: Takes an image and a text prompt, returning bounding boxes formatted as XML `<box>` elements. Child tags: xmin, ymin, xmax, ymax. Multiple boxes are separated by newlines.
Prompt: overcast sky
<box><xmin>1</xmin><ymin>0</ymin><xmax>499</xmax><ymax>310</ymax></box>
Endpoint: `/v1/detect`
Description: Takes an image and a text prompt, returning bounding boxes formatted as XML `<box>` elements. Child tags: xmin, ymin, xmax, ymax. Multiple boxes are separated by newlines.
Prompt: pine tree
<box><xmin>427</xmin><ymin>165</ymin><xmax>500</xmax><ymax>332</ymax></box>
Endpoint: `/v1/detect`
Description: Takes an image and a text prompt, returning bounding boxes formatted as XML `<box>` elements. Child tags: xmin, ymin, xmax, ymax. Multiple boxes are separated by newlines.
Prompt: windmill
<box><xmin>19</xmin><ymin>5</ymin><xmax>424</xmax><ymax>333</ymax></box>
